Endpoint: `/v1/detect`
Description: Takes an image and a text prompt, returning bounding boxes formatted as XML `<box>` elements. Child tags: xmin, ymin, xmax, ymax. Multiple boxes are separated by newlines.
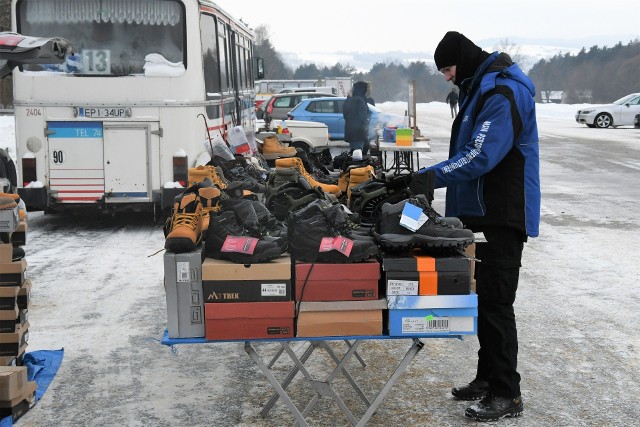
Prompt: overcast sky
<box><xmin>216</xmin><ymin>0</ymin><xmax>639</xmax><ymax>57</ymax></box>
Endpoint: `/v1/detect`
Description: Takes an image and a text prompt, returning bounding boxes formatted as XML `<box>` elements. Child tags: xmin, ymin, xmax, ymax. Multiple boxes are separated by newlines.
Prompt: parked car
<box><xmin>261</xmin><ymin>92</ymin><xmax>337</xmax><ymax>126</ymax></box>
<box><xmin>575</xmin><ymin>93</ymin><xmax>640</xmax><ymax>128</ymax></box>
<box><xmin>286</xmin><ymin>97</ymin><xmax>391</xmax><ymax>141</ymax></box>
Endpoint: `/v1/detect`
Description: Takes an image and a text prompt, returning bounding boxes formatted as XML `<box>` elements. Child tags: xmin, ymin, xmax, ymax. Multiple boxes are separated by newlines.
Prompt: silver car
<box><xmin>575</xmin><ymin>93</ymin><xmax>640</xmax><ymax>128</ymax></box>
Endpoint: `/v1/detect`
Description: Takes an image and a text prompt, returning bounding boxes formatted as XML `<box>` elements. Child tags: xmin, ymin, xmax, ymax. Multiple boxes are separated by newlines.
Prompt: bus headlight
<box><xmin>26</xmin><ymin>136</ymin><xmax>43</xmax><ymax>153</ymax></box>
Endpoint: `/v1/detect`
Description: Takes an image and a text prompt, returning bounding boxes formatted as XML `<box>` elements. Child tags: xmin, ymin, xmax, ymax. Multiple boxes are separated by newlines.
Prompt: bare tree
<box><xmin>494</xmin><ymin>38</ymin><xmax>527</xmax><ymax>69</ymax></box>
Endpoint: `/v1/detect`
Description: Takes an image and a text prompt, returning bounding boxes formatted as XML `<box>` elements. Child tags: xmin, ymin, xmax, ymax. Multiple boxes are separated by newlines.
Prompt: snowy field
<box><xmin>0</xmin><ymin>101</ymin><xmax>639</xmax><ymax>427</ymax></box>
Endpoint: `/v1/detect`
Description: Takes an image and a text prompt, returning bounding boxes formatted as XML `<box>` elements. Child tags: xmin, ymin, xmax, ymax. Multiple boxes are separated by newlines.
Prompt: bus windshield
<box><xmin>17</xmin><ymin>0</ymin><xmax>185</xmax><ymax>76</ymax></box>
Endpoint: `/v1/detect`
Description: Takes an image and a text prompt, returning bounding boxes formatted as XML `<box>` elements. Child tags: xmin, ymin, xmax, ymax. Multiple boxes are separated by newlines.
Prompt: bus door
<box><xmin>102</xmin><ymin>123</ymin><xmax>158</xmax><ymax>202</ymax></box>
<box><xmin>46</xmin><ymin>121</ymin><xmax>105</xmax><ymax>203</ymax></box>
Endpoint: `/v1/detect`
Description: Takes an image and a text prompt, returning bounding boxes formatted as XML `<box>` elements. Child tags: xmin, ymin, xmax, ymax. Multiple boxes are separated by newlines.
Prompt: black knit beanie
<box><xmin>434</xmin><ymin>31</ymin><xmax>490</xmax><ymax>87</ymax></box>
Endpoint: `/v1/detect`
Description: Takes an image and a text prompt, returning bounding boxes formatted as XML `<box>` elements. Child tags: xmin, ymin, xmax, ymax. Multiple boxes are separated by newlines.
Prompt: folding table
<box><xmin>377</xmin><ymin>141</ymin><xmax>432</xmax><ymax>175</ymax></box>
<box><xmin>162</xmin><ymin>331</ymin><xmax>461</xmax><ymax>426</ymax></box>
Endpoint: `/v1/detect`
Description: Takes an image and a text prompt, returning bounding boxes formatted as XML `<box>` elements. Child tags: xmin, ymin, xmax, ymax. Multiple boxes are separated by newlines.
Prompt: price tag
<box><xmin>221</xmin><ymin>236</ymin><xmax>258</xmax><ymax>254</ymax></box>
<box><xmin>319</xmin><ymin>236</ymin><xmax>354</xmax><ymax>256</ymax></box>
<box><xmin>400</xmin><ymin>202</ymin><xmax>428</xmax><ymax>231</ymax></box>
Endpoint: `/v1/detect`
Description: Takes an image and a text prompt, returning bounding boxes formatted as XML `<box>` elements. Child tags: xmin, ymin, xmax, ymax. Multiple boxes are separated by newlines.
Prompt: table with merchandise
<box><xmin>162</xmin><ymin>250</ymin><xmax>477</xmax><ymax>427</ymax></box>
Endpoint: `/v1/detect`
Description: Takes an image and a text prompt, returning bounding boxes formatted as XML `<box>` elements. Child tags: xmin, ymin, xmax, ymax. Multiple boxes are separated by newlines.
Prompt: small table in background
<box><xmin>377</xmin><ymin>141</ymin><xmax>432</xmax><ymax>175</ymax></box>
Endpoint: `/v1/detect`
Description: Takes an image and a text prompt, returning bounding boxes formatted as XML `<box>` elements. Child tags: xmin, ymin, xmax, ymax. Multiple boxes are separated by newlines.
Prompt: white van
<box><xmin>278</xmin><ymin>86</ymin><xmax>336</xmax><ymax>95</ymax></box>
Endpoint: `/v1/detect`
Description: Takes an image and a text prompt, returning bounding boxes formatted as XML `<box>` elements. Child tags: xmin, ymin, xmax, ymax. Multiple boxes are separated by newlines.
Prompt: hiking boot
<box><xmin>269</xmin><ymin>185</ymin><xmax>324</xmax><ymax>222</ymax></box>
<box><xmin>294</xmin><ymin>149</ymin><xmax>337</xmax><ymax>184</ymax></box>
<box><xmin>349</xmin><ymin>176</ymin><xmax>413</xmax><ymax>224</ymax></box>
<box><xmin>196</xmin><ymin>180</ymin><xmax>224</xmax><ymax>238</ymax></box>
<box><xmin>0</xmin><ymin>197</ymin><xmax>17</xmax><ymax>210</ymax></box>
<box><xmin>465</xmin><ymin>394</ymin><xmax>524</xmax><ymax>422</ymax></box>
<box><xmin>188</xmin><ymin>165</ymin><xmax>228</xmax><ymax>189</ymax></box>
<box><xmin>164</xmin><ymin>190</ymin><xmax>203</xmax><ymax>253</ymax></box>
<box><xmin>373</xmin><ymin>194</ymin><xmax>474</xmax><ymax>250</ymax></box>
<box><xmin>261</xmin><ymin>135</ymin><xmax>297</xmax><ymax>160</ymax></box>
<box><xmin>204</xmin><ymin>210</ymin><xmax>283</xmax><ymax>263</ymax></box>
<box><xmin>347</xmin><ymin>166</ymin><xmax>375</xmax><ymax>206</ymax></box>
<box><xmin>287</xmin><ymin>200</ymin><xmax>379</xmax><ymax>263</ymax></box>
<box><xmin>276</xmin><ymin>157</ymin><xmax>341</xmax><ymax>197</ymax></box>
<box><xmin>220</xmin><ymin>198</ymin><xmax>288</xmax><ymax>252</ymax></box>
<box><xmin>452</xmin><ymin>379</ymin><xmax>490</xmax><ymax>401</ymax></box>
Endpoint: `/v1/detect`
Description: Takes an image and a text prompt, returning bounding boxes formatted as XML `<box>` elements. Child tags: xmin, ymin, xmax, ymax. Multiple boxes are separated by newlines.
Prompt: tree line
<box><xmin>256</xmin><ymin>24</ymin><xmax>639</xmax><ymax>105</ymax></box>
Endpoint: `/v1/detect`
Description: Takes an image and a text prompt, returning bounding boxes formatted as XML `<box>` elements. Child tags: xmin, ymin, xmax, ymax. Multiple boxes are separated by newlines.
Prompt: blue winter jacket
<box><xmin>423</xmin><ymin>52</ymin><xmax>540</xmax><ymax>237</ymax></box>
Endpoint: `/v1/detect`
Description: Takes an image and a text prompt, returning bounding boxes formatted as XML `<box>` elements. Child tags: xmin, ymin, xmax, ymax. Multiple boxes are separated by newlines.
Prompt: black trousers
<box><xmin>474</xmin><ymin>227</ymin><xmax>525</xmax><ymax>398</ymax></box>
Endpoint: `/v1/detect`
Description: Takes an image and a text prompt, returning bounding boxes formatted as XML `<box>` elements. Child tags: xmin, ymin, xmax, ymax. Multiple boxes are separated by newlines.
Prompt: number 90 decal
<box><xmin>52</xmin><ymin>150</ymin><xmax>65</xmax><ymax>164</ymax></box>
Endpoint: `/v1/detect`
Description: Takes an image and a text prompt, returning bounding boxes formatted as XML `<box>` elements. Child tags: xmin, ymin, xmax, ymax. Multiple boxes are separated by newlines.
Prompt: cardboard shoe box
<box><xmin>0</xmin><ymin>366</ymin><xmax>28</xmax><ymax>401</ymax></box>
<box><xmin>0</xmin><ymin>322</ymin><xmax>29</xmax><ymax>357</ymax></box>
<box><xmin>0</xmin><ymin>379</ymin><xmax>36</xmax><ymax>423</ymax></box>
<box><xmin>164</xmin><ymin>250</ymin><xmax>205</xmax><ymax>339</ymax></box>
<box><xmin>296</xmin><ymin>299</ymin><xmax>387</xmax><ymax>337</ymax></box>
<box><xmin>204</xmin><ymin>301</ymin><xmax>294</xmax><ymax>340</ymax></box>
<box><xmin>0</xmin><ymin>260</ymin><xmax>27</xmax><ymax>287</ymax></box>
<box><xmin>294</xmin><ymin>259</ymin><xmax>380</xmax><ymax>302</ymax></box>
<box><xmin>202</xmin><ymin>256</ymin><xmax>291</xmax><ymax>303</ymax></box>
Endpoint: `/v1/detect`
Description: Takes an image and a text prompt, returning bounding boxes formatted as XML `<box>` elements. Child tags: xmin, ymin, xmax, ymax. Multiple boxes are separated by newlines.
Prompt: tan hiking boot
<box><xmin>0</xmin><ymin>196</ymin><xmax>17</xmax><ymax>210</ymax></box>
<box><xmin>275</xmin><ymin>157</ymin><xmax>341</xmax><ymax>196</ymax></box>
<box><xmin>261</xmin><ymin>135</ymin><xmax>296</xmax><ymax>160</ymax></box>
<box><xmin>198</xmin><ymin>185</ymin><xmax>222</xmax><ymax>239</ymax></box>
<box><xmin>347</xmin><ymin>166</ymin><xmax>375</xmax><ymax>206</ymax></box>
<box><xmin>164</xmin><ymin>192</ymin><xmax>203</xmax><ymax>253</ymax></box>
<box><xmin>188</xmin><ymin>165</ymin><xmax>228</xmax><ymax>189</ymax></box>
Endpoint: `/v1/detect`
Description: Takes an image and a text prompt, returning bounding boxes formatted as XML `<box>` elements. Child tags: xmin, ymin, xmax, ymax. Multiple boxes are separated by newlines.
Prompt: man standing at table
<box><xmin>416</xmin><ymin>31</ymin><xmax>540</xmax><ymax>421</ymax></box>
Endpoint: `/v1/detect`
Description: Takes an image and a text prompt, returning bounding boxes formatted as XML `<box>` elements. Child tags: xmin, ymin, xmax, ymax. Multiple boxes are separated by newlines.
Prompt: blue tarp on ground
<box><xmin>0</xmin><ymin>349</ymin><xmax>64</xmax><ymax>425</ymax></box>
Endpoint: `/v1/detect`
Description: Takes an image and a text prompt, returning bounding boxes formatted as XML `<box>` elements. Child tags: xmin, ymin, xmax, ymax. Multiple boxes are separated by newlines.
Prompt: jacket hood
<box><xmin>352</xmin><ymin>81</ymin><xmax>368</xmax><ymax>98</ymax></box>
<box><xmin>481</xmin><ymin>52</ymin><xmax>536</xmax><ymax>98</ymax></box>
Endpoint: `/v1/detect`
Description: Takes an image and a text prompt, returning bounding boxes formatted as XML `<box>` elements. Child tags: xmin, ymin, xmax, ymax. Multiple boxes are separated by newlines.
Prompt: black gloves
<box><xmin>408</xmin><ymin>169</ymin><xmax>435</xmax><ymax>205</ymax></box>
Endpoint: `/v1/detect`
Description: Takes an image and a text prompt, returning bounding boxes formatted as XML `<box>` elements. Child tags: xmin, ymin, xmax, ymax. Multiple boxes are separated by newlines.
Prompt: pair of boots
<box><xmin>287</xmin><ymin>199</ymin><xmax>379</xmax><ymax>263</ymax></box>
<box><xmin>204</xmin><ymin>197</ymin><xmax>287</xmax><ymax>263</ymax></box>
<box><xmin>164</xmin><ymin>179</ymin><xmax>223</xmax><ymax>253</ymax></box>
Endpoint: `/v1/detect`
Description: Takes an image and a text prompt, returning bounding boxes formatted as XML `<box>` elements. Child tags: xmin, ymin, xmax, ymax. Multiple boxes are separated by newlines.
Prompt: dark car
<box><xmin>261</xmin><ymin>92</ymin><xmax>337</xmax><ymax>127</ymax></box>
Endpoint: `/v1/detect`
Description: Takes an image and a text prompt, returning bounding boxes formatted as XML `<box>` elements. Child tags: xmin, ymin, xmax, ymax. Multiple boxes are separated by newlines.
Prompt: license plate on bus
<box><xmin>77</xmin><ymin>107</ymin><xmax>130</xmax><ymax>118</ymax></box>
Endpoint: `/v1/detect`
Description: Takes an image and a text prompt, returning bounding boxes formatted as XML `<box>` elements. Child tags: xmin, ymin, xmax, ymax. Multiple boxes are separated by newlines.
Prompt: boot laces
<box><xmin>171</xmin><ymin>212</ymin><xmax>201</xmax><ymax>230</ymax></box>
<box><xmin>410</xmin><ymin>197</ymin><xmax>453</xmax><ymax>228</ymax></box>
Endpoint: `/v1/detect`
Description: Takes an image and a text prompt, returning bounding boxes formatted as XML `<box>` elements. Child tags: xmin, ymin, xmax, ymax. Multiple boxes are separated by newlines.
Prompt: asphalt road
<box><xmin>15</xmin><ymin>118</ymin><xmax>640</xmax><ymax>426</ymax></box>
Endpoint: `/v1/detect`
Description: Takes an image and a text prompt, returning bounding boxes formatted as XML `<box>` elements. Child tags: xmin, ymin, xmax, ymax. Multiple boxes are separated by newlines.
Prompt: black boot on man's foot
<box><xmin>465</xmin><ymin>394</ymin><xmax>524</xmax><ymax>422</ymax></box>
<box><xmin>452</xmin><ymin>379</ymin><xmax>490</xmax><ymax>401</ymax></box>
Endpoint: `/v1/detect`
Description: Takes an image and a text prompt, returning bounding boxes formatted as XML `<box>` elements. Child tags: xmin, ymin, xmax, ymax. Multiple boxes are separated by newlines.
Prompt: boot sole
<box><xmin>220</xmin><ymin>246</ymin><xmax>283</xmax><ymax>264</ymax></box>
<box><xmin>464</xmin><ymin>408</ymin><xmax>523</xmax><ymax>422</ymax></box>
<box><xmin>165</xmin><ymin>237</ymin><xmax>197</xmax><ymax>253</ymax></box>
<box><xmin>373</xmin><ymin>232</ymin><xmax>473</xmax><ymax>251</ymax></box>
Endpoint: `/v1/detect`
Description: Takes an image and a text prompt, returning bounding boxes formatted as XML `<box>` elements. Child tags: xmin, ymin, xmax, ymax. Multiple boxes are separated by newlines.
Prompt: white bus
<box><xmin>11</xmin><ymin>0</ymin><xmax>263</xmax><ymax>216</ymax></box>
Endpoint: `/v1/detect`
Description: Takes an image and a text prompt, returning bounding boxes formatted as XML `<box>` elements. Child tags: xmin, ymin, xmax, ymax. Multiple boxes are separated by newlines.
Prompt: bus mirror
<box><xmin>255</xmin><ymin>57</ymin><xmax>264</xmax><ymax>80</ymax></box>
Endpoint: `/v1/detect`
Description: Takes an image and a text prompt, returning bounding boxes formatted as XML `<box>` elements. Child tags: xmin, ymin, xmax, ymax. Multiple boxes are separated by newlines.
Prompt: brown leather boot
<box><xmin>188</xmin><ymin>165</ymin><xmax>228</xmax><ymax>189</ymax></box>
<box><xmin>347</xmin><ymin>166</ymin><xmax>375</xmax><ymax>206</ymax></box>
<box><xmin>275</xmin><ymin>157</ymin><xmax>341</xmax><ymax>196</ymax></box>
<box><xmin>164</xmin><ymin>191</ymin><xmax>203</xmax><ymax>253</ymax></box>
<box><xmin>261</xmin><ymin>135</ymin><xmax>297</xmax><ymax>160</ymax></box>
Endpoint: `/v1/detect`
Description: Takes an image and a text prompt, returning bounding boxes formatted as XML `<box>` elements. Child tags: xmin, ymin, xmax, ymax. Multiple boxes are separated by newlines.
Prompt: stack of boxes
<box><xmin>294</xmin><ymin>259</ymin><xmax>386</xmax><ymax>337</ymax></box>
<box><xmin>0</xmin><ymin>202</ymin><xmax>35</xmax><ymax>422</ymax></box>
<box><xmin>163</xmin><ymin>248</ymin><xmax>477</xmax><ymax>340</ymax></box>
<box><xmin>383</xmin><ymin>249</ymin><xmax>478</xmax><ymax>337</ymax></box>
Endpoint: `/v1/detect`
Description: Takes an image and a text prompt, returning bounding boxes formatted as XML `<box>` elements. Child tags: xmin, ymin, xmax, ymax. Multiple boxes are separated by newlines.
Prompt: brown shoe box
<box><xmin>0</xmin><ymin>366</ymin><xmax>28</xmax><ymax>401</ymax></box>
<box><xmin>0</xmin><ymin>245</ymin><xmax>12</xmax><ymax>264</ymax></box>
<box><xmin>0</xmin><ymin>285</ymin><xmax>18</xmax><ymax>311</ymax></box>
<box><xmin>0</xmin><ymin>343</ymin><xmax>27</xmax><ymax>367</ymax></box>
<box><xmin>204</xmin><ymin>301</ymin><xmax>294</xmax><ymax>340</ymax></box>
<box><xmin>296</xmin><ymin>299</ymin><xmax>386</xmax><ymax>337</ymax></box>
<box><xmin>0</xmin><ymin>379</ymin><xmax>36</xmax><ymax>423</ymax></box>
<box><xmin>0</xmin><ymin>322</ymin><xmax>29</xmax><ymax>357</ymax></box>
<box><xmin>0</xmin><ymin>260</ymin><xmax>26</xmax><ymax>287</ymax></box>
<box><xmin>0</xmin><ymin>309</ymin><xmax>27</xmax><ymax>334</ymax></box>
<box><xmin>202</xmin><ymin>256</ymin><xmax>291</xmax><ymax>302</ymax></box>
<box><xmin>294</xmin><ymin>259</ymin><xmax>380</xmax><ymax>302</ymax></box>
<box><xmin>17</xmin><ymin>279</ymin><xmax>31</xmax><ymax>310</ymax></box>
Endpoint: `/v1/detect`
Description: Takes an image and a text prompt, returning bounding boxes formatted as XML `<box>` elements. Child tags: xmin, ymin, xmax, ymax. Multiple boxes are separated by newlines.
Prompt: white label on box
<box><xmin>261</xmin><ymin>283</ymin><xmax>286</xmax><ymax>297</ymax></box>
<box><xmin>402</xmin><ymin>316</ymin><xmax>450</xmax><ymax>333</ymax></box>
<box><xmin>176</xmin><ymin>262</ymin><xmax>190</xmax><ymax>283</ymax></box>
<box><xmin>387</xmin><ymin>279</ymin><xmax>419</xmax><ymax>295</ymax></box>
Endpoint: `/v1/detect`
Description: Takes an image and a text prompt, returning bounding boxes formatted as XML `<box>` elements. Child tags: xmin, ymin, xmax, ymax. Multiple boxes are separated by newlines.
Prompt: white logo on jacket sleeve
<box><xmin>441</xmin><ymin>121</ymin><xmax>491</xmax><ymax>174</ymax></box>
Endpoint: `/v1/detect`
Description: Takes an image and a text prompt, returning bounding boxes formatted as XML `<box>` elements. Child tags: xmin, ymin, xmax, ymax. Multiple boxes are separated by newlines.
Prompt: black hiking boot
<box><xmin>287</xmin><ymin>200</ymin><xmax>379</xmax><ymax>263</ymax></box>
<box><xmin>349</xmin><ymin>175</ymin><xmax>413</xmax><ymax>225</ymax></box>
<box><xmin>465</xmin><ymin>394</ymin><xmax>524</xmax><ymax>422</ymax></box>
<box><xmin>452</xmin><ymin>379</ymin><xmax>490</xmax><ymax>401</ymax></box>
<box><xmin>373</xmin><ymin>194</ymin><xmax>474</xmax><ymax>251</ymax></box>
